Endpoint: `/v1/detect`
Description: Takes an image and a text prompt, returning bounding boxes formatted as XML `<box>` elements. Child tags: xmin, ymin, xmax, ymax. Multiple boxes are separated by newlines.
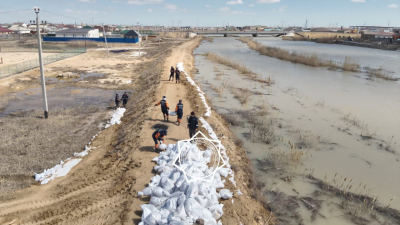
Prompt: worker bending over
<box><xmin>155</xmin><ymin>96</ymin><xmax>170</xmax><ymax>121</ymax></box>
<box><xmin>175</xmin><ymin>99</ymin><xmax>184</xmax><ymax>125</ymax></box>
<box><xmin>152</xmin><ymin>129</ymin><xmax>167</xmax><ymax>151</ymax></box>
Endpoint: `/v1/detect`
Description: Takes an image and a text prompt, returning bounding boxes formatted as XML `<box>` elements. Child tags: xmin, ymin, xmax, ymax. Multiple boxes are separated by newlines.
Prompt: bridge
<box><xmin>194</xmin><ymin>30</ymin><xmax>288</xmax><ymax>37</ymax></box>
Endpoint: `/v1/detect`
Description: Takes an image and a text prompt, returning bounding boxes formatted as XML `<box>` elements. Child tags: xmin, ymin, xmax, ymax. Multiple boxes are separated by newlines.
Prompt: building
<box><xmin>0</xmin><ymin>27</ymin><xmax>13</xmax><ymax>34</ymax></box>
<box><xmin>8</xmin><ymin>24</ymin><xmax>31</xmax><ymax>34</ymax></box>
<box><xmin>56</xmin><ymin>28</ymin><xmax>99</xmax><ymax>38</ymax></box>
<box><xmin>124</xmin><ymin>30</ymin><xmax>142</xmax><ymax>42</ymax></box>
<box><xmin>361</xmin><ymin>32</ymin><xmax>395</xmax><ymax>43</ymax></box>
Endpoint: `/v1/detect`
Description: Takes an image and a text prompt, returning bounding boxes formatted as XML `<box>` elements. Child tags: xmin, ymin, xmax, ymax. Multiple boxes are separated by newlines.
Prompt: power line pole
<box><xmin>34</xmin><ymin>7</ymin><xmax>49</xmax><ymax>119</ymax></box>
<box><xmin>102</xmin><ymin>24</ymin><xmax>109</xmax><ymax>58</ymax></box>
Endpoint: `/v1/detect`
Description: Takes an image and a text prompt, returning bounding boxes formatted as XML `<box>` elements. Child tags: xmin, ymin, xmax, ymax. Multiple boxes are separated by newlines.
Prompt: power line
<box><xmin>41</xmin><ymin>9</ymin><xmax>95</xmax><ymax>24</ymax></box>
<box><xmin>0</xmin><ymin>9</ymin><xmax>31</xmax><ymax>14</ymax></box>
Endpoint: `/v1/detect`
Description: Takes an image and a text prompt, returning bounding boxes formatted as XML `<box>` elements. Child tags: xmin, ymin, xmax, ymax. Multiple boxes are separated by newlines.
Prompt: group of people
<box><xmin>169</xmin><ymin>66</ymin><xmax>181</xmax><ymax>83</ymax></box>
<box><xmin>152</xmin><ymin>95</ymin><xmax>199</xmax><ymax>152</ymax></box>
<box><xmin>115</xmin><ymin>92</ymin><xmax>129</xmax><ymax>108</ymax></box>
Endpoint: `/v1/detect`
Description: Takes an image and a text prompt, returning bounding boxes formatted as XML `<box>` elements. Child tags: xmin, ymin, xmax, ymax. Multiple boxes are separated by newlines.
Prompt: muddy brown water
<box><xmin>194</xmin><ymin>38</ymin><xmax>400</xmax><ymax>224</ymax></box>
<box><xmin>1</xmin><ymin>87</ymin><xmax>133</xmax><ymax>116</ymax></box>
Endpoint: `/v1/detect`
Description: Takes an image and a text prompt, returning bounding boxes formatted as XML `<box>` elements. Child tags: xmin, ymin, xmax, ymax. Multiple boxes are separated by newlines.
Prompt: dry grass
<box><xmin>239</xmin><ymin>37</ymin><xmax>366</xmax><ymax>73</ymax></box>
<box><xmin>0</xmin><ymin>105</ymin><xmax>102</xmax><ymax>200</ymax></box>
<box><xmin>204</xmin><ymin>37</ymin><xmax>214</xmax><ymax>43</ymax></box>
<box><xmin>220</xmin><ymin>113</ymin><xmax>244</xmax><ymax>126</ymax></box>
<box><xmin>364</xmin><ymin>67</ymin><xmax>399</xmax><ymax>81</ymax></box>
<box><xmin>205</xmin><ymin>52</ymin><xmax>275</xmax><ymax>85</ymax></box>
<box><xmin>229</xmin><ymin>86</ymin><xmax>252</xmax><ymax>105</ymax></box>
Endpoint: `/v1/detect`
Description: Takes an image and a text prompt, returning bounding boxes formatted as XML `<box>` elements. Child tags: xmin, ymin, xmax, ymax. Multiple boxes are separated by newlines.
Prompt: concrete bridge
<box><xmin>194</xmin><ymin>31</ymin><xmax>288</xmax><ymax>37</ymax></box>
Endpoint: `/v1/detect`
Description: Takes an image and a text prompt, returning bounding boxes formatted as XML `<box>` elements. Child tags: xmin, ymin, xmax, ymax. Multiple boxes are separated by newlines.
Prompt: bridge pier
<box><xmin>224</xmin><ymin>33</ymin><xmax>228</xmax><ymax>37</ymax></box>
<box><xmin>252</xmin><ymin>34</ymin><xmax>258</xmax><ymax>37</ymax></box>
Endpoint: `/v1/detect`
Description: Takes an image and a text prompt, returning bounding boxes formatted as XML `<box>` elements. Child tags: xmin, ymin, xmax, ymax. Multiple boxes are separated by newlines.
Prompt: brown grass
<box><xmin>0</xmin><ymin>105</ymin><xmax>102</xmax><ymax>200</ymax></box>
<box><xmin>205</xmin><ymin>52</ymin><xmax>275</xmax><ymax>85</ymax></box>
<box><xmin>364</xmin><ymin>67</ymin><xmax>399</xmax><ymax>81</ymax></box>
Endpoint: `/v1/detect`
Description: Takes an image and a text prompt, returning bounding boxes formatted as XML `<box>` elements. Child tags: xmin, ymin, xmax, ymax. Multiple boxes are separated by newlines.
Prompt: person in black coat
<box><xmin>175</xmin><ymin>99</ymin><xmax>183</xmax><ymax>125</ymax></box>
<box><xmin>152</xmin><ymin>129</ymin><xmax>168</xmax><ymax>151</ymax></box>
<box><xmin>175</xmin><ymin>68</ymin><xmax>180</xmax><ymax>84</ymax></box>
<box><xmin>187</xmin><ymin>111</ymin><xmax>198</xmax><ymax>138</ymax></box>
<box><xmin>169</xmin><ymin>66</ymin><xmax>175</xmax><ymax>81</ymax></box>
<box><xmin>122</xmin><ymin>92</ymin><xmax>129</xmax><ymax>107</ymax></box>
<box><xmin>115</xmin><ymin>94</ymin><xmax>120</xmax><ymax>109</ymax></box>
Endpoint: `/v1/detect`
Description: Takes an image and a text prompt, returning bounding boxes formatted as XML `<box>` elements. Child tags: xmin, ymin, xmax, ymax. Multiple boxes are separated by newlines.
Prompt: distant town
<box><xmin>1</xmin><ymin>22</ymin><xmax>399</xmax><ymax>43</ymax></box>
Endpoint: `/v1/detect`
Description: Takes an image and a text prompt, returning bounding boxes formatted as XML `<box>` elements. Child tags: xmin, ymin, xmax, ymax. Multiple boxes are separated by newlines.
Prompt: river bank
<box><xmin>193</xmin><ymin>37</ymin><xmax>400</xmax><ymax>224</ymax></box>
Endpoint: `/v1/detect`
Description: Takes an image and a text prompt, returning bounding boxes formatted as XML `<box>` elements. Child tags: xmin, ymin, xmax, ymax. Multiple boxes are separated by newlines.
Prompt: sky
<box><xmin>0</xmin><ymin>0</ymin><xmax>399</xmax><ymax>27</ymax></box>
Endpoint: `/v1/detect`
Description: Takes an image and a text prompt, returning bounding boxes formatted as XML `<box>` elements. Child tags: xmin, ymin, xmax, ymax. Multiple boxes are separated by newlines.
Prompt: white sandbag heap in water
<box><xmin>138</xmin><ymin>142</ymin><xmax>234</xmax><ymax>225</ymax></box>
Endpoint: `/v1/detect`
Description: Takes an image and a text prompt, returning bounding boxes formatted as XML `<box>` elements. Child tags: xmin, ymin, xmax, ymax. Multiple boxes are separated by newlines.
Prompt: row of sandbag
<box><xmin>138</xmin><ymin>143</ymin><xmax>233</xmax><ymax>225</ymax></box>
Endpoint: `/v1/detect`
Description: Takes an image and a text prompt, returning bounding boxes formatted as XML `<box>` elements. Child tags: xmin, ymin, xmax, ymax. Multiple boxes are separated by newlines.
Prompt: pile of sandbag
<box><xmin>138</xmin><ymin>143</ymin><xmax>233</xmax><ymax>225</ymax></box>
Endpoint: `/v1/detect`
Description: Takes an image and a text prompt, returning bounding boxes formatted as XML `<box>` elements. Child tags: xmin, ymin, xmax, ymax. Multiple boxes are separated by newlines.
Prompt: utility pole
<box><xmin>102</xmin><ymin>24</ymin><xmax>109</xmax><ymax>58</ymax></box>
<box><xmin>34</xmin><ymin>7</ymin><xmax>49</xmax><ymax>119</ymax></box>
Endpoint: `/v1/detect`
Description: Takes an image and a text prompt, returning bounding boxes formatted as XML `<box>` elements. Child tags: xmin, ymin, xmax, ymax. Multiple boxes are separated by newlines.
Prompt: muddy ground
<box><xmin>0</xmin><ymin>37</ymin><xmax>273</xmax><ymax>225</ymax></box>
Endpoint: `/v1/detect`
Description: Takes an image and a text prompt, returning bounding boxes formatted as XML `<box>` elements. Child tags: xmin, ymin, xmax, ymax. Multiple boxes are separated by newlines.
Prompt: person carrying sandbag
<box><xmin>152</xmin><ymin>129</ymin><xmax>167</xmax><ymax>151</ymax></box>
<box><xmin>175</xmin><ymin>99</ymin><xmax>184</xmax><ymax>126</ymax></box>
<box><xmin>155</xmin><ymin>96</ymin><xmax>170</xmax><ymax>121</ymax></box>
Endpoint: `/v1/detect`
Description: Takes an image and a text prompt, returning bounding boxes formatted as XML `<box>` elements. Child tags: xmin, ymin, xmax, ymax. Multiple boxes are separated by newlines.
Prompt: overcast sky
<box><xmin>0</xmin><ymin>0</ymin><xmax>399</xmax><ymax>27</ymax></box>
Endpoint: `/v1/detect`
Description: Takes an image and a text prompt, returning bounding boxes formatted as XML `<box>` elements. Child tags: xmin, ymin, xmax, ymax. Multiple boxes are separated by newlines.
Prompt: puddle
<box><xmin>1</xmin><ymin>87</ymin><xmax>133</xmax><ymax>116</ymax></box>
<box><xmin>45</xmin><ymin>73</ymin><xmax>105</xmax><ymax>84</ymax></box>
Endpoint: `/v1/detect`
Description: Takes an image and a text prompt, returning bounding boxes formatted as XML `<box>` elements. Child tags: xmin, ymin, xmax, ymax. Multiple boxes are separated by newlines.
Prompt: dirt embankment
<box><xmin>0</xmin><ymin>37</ymin><xmax>273</xmax><ymax>225</ymax></box>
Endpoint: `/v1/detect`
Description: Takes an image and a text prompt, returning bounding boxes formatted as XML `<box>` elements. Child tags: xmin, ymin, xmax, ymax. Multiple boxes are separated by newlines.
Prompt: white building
<box><xmin>8</xmin><ymin>25</ymin><xmax>31</xmax><ymax>34</ymax></box>
<box><xmin>56</xmin><ymin>28</ymin><xmax>99</xmax><ymax>38</ymax></box>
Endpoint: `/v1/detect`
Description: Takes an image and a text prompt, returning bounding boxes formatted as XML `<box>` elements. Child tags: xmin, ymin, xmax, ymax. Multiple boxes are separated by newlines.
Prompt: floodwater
<box><xmin>1</xmin><ymin>87</ymin><xmax>131</xmax><ymax>116</ymax></box>
<box><xmin>193</xmin><ymin>37</ymin><xmax>400</xmax><ymax>224</ymax></box>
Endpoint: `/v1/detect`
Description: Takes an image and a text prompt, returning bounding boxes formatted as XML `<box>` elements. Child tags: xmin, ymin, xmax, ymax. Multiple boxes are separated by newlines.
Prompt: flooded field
<box><xmin>194</xmin><ymin>37</ymin><xmax>400</xmax><ymax>224</ymax></box>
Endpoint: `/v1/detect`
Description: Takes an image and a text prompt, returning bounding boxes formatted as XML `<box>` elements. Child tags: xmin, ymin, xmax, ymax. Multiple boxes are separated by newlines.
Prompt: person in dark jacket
<box><xmin>154</xmin><ymin>96</ymin><xmax>170</xmax><ymax>121</ymax></box>
<box><xmin>188</xmin><ymin>111</ymin><xmax>198</xmax><ymax>138</ymax></box>
<box><xmin>122</xmin><ymin>92</ymin><xmax>129</xmax><ymax>107</ymax></box>
<box><xmin>152</xmin><ymin>129</ymin><xmax>167</xmax><ymax>151</ymax></box>
<box><xmin>175</xmin><ymin>68</ymin><xmax>180</xmax><ymax>84</ymax></box>
<box><xmin>115</xmin><ymin>94</ymin><xmax>120</xmax><ymax>109</ymax></box>
<box><xmin>175</xmin><ymin>99</ymin><xmax>183</xmax><ymax>125</ymax></box>
<box><xmin>169</xmin><ymin>66</ymin><xmax>175</xmax><ymax>81</ymax></box>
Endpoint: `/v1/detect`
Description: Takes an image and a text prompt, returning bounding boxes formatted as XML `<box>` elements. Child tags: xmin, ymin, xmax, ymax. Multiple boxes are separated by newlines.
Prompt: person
<box><xmin>175</xmin><ymin>99</ymin><xmax>183</xmax><ymax>126</ymax></box>
<box><xmin>188</xmin><ymin>111</ymin><xmax>198</xmax><ymax>138</ymax></box>
<box><xmin>152</xmin><ymin>129</ymin><xmax>167</xmax><ymax>151</ymax></box>
<box><xmin>155</xmin><ymin>96</ymin><xmax>170</xmax><ymax>121</ymax></box>
<box><xmin>169</xmin><ymin>66</ymin><xmax>175</xmax><ymax>81</ymax></box>
<box><xmin>115</xmin><ymin>94</ymin><xmax>120</xmax><ymax>109</ymax></box>
<box><xmin>175</xmin><ymin>68</ymin><xmax>180</xmax><ymax>84</ymax></box>
<box><xmin>122</xmin><ymin>92</ymin><xmax>129</xmax><ymax>107</ymax></box>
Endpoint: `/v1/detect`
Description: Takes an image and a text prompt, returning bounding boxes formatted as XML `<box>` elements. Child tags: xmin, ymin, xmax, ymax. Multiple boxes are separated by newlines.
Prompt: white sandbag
<box><xmin>219</xmin><ymin>189</ymin><xmax>233</xmax><ymax>199</ymax></box>
<box><xmin>195</xmin><ymin>195</ymin><xmax>208</xmax><ymax>208</ymax></box>
<box><xmin>184</xmin><ymin>198</ymin><xmax>203</xmax><ymax>219</ymax></box>
<box><xmin>149</xmin><ymin>196</ymin><xmax>164</xmax><ymax>207</ymax></box>
<box><xmin>212</xmin><ymin>173</ymin><xmax>224</xmax><ymax>189</ymax></box>
<box><xmin>161</xmin><ymin>177</ymin><xmax>175</xmax><ymax>193</ymax></box>
<box><xmin>142</xmin><ymin>187</ymin><xmax>153</xmax><ymax>196</ymax></box>
<box><xmin>144</xmin><ymin>211</ymin><xmax>162</xmax><ymax>225</ymax></box>
<box><xmin>169</xmin><ymin>110</ymin><xmax>177</xmax><ymax>116</ymax></box>
<box><xmin>217</xmin><ymin>168</ymin><xmax>231</xmax><ymax>178</ymax></box>
<box><xmin>153</xmin><ymin>187</ymin><xmax>165</xmax><ymax>197</ymax></box>
<box><xmin>158</xmin><ymin>144</ymin><xmax>167</xmax><ymax>151</ymax></box>
<box><xmin>236</xmin><ymin>189</ymin><xmax>243</xmax><ymax>196</ymax></box>
<box><xmin>170</xmin><ymin>171</ymin><xmax>181</xmax><ymax>182</ymax></box>
<box><xmin>141</xmin><ymin>204</ymin><xmax>157</xmax><ymax>219</ymax></box>
<box><xmin>163</xmin><ymin>197</ymin><xmax>178</xmax><ymax>211</ymax></box>
<box><xmin>208</xmin><ymin>204</ymin><xmax>224</xmax><ymax>220</ymax></box>
<box><xmin>185</xmin><ymin>183</ymin><xmax>199</xmax><ymax>199</ymax></box>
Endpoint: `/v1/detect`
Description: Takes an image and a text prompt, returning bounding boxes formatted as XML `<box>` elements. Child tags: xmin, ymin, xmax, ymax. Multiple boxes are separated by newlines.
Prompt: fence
<box><xmin>0</xmin><ymin>48</ymin><xmax>86</xmax><ymax>78</ymax></box>
<box><xmin>43</xmin><ymin>37</ymin><xmax>139</xmax><ymax>43</ymax></box>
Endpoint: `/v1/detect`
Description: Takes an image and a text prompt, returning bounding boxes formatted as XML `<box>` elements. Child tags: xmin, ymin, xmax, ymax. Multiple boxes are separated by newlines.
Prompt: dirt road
<box><xmin>0</xmin><ymin>37</ymin><xmax>272</xmax><ymax>225</ymax></box>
